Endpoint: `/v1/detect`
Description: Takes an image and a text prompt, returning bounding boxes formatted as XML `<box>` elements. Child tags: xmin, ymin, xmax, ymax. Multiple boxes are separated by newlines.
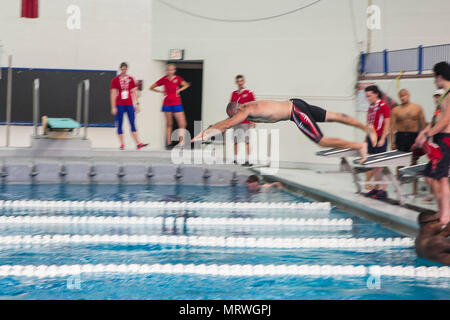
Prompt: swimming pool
<box><xmin>0</xmin><ymin>184</ymin><xmax>448</xmax><ymax>300</ymax></box>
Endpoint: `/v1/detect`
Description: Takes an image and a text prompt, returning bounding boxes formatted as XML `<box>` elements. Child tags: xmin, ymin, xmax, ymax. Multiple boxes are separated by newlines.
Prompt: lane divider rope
<box><xmin>0</xmin><ymin>200</ymin><xmax>330</xmax><ymax>211</ymax></box>
<box><xmin>0</xmin><ymin>216</ymin><xmax>352</xmax><ymax>227</ymax></box>
<box><xmin>0</xmin><ymin>234</ymin><xmax>414</xmax><ymax>248</ymax></box>
<box><xmin>0</xmin><ymin>263</ymin><xmax>448</xmax><ymax>278</ymax></box>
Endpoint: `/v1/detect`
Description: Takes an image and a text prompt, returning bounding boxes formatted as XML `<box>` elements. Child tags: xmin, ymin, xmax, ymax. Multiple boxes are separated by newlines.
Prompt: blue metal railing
<box><xmin>361</xmin><ymin>43</ymin><xmax>450</xmax><ymax>75</ymax></box>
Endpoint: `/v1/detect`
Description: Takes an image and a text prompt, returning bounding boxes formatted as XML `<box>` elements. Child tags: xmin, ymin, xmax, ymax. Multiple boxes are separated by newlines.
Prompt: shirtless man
<box><xmin>415</xmin><ymin>212</ymin><xmax>450</xmax><ymax>265</ymax></box>
<box><xmin>192</xmin><ymin>98</ymin><xmax>377</xmax><ymax>163</ymax></box>
<box><xmin>391</xmin><ymin>89</ymin><xmax>426</xmax><ymax>194</ymax></box>
<box><xmin>391</xmin><ymin>89</ymin><xmax>426</xmax><ymax>151</ymax></box>
<box><xmin>414</xmin><ymin>61</ymin><xmax>450</xmax><ymax>226</ymax></box>
<box><xmin>245</xmin><ymin>175</ymin><xmax>283</xmax><ymax>193</ymax></box>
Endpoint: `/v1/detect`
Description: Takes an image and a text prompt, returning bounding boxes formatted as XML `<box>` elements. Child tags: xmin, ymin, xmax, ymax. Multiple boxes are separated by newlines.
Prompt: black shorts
<box><xmin>395</xmin><ymin>132</ymin><xmax>418</xmax><ymax>152</ymax></box>
<box><xmin>366</xmin><ymin>136</ymin><xmax>388</xmax><ymax>155</ymax></box>
<box><xmin>290</xmin><ymin>98</ymin><xmax>326</xmax><ymax>143</ymax></box>
<box><xmin>424</xmin><ymin>133</ymin><xmax>450</xmax><ymax>180</ymax></box>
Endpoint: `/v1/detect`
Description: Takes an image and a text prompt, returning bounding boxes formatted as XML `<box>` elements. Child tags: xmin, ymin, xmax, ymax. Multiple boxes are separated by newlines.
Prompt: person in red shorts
<box><xmin>230</xmin><ymin>75</ymin><xmax>256</xmax><ymax>166</ymax></box>
<box><xmin>110</xmin><ymin>62</ymin><xmax>148</xmax><ymax>150</ymax></box>
<box><xmin>363</xmin><ymin>85</ymin><xmax>391</xmax><ymax>200</ymax></box>
<box><xmin>150</xmin><ymin>64</ymin><xmax>190</xmax><ymax>149</ymax></box>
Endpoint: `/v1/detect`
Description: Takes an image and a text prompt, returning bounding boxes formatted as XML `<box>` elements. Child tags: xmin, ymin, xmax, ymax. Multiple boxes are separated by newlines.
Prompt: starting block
<box><xmin>316</xmin><ymin>149</ymin><xmax>415</xmax><ymax>204</ymax></box>
<box><xmin>353</xmin><ymin>150</ymin><xmax>413</xmax><ymax>204</ymax></box>
<box><xmin>42</xmin><ymin>116</ymin><xmax>81</xmax><ymax>139</ymax></box>
<box><xmin>315</xmin><ymin>148</ymin><xmax>360</xmax><ymax>173</ymax></box>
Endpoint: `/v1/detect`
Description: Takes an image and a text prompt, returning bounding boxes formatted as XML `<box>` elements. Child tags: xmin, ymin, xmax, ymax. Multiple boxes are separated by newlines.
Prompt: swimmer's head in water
<box><xmin>246</xmin><ymin>174</ymin><xmax>260</xmax><ymax>192</ymax></box>
<box><xmin>418</xmin><ymin>212</ymin><xmax>441</xmax><ymax>227</ymax></box>
<box><xmin>226</xmin><ymin>101</ymin><xmax>240</xmax><ymax>117</ymax></box>
<box><xmin>166</xmin><ymin>63</ymin><xmax>176</xmax><ymax>77</ymax></box>
<box><xmin>433</xmin><ymin>61</ymin><xmax>450</xmax><ymax>89</ymax></box>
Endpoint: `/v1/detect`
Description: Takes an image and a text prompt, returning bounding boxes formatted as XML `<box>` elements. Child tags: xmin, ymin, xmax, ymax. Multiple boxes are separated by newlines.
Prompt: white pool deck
<box><xmin>0</xmin><ymin>142</ymin><xmax>436</xmax><ymax>236</ymax></box>
<box><xmin>256</xmin><ymin>167</ymin><xmax>438</xmax><ymax>236</ymax></box>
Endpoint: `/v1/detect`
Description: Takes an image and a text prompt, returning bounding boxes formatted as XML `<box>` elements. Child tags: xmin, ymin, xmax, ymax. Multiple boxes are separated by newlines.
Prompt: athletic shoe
<box><xmin>119</xmin><ymin>144</ymin><xmax>125</xmax><ymax>150</ymax></box>
<box><xmin>363</xmin><ymin>189</ymin><xmax>378</xmax><ymax>197</ymax></box>
<box><xmin>374</xmin><ymin>190</ymin><xmax>388</xmax><ymax>200</ymax></box>
<box><xmin>242</xmin><ymin>161</ymin><xmax>253</xmax><ymax>167</ymax></box>
<box><xmin>137</xmin><ymin>143</ymin><xmax>148</xmax><ymax>150</ymax></box>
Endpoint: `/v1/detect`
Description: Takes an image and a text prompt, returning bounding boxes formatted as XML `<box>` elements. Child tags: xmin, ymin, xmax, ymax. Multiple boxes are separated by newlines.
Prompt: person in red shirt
<box><xmin>110</xmin><ymin>62</ymin><xmax>148</xmax><ymax>150</ymax></box>
<box><xmin>364</xmin><ymin>85</ymin><xmax>391</xmax><ymax>200</ymax></box>
<box><xmin>230</xmin><ymin>75</ymin><xmax>256</xmax><ymax>166</ymax></box>
<box><xmin>150</xmin><ymin>64</ymin><xmax>190</xmax><ymax>149</ymax></box>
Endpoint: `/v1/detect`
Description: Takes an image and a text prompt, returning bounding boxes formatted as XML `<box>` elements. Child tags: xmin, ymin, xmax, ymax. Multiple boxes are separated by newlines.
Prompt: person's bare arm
<box><xmin>110</xmin><ymin>89</ymin><xmax>118</xmax><ymax>115</ymax></box>
<box><xmin>378</xmin><ymin>118</ymin><xmax>390</xmax><ymax>147</ymax></box>
<box><xmin>149</xmin><ymin>83</ymin><xmax>164</xmax><ymax>94</ymax></box>
<box><xmin>191</xmin><ymin>106</ymin><xmax>251</xmax><ymax>142</ymax></box>
<box><xmin>428</xmin><ymin>98</ymin><xmax>450</xmax><ymax>136</ymax></box>
<box><xmin>177</xmin><ymin>80</ymin><xmax>190</xmax><ymax>95</ymax></box>
<box><xmin>390</xmin><ymin>111</ymin><xmax>397</xmax><ymax>149</ymax></box>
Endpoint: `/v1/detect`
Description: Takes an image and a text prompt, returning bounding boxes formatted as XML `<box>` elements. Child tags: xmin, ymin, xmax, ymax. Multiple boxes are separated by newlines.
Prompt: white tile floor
<box><xmin>259</xmin><ymin>167</ymin><xmax>439</xmax><ymax>234</ymax></box>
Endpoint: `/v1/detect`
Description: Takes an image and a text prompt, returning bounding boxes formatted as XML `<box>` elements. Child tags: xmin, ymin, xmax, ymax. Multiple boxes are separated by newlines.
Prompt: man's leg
<box><xmin>325</xmin><ymin>111</ymin><xmax>377</xmax><ymax>146</ymax></box>
<box><xmin>318</xmin><ymin>137</ymin><xmax>368</xmax><ymax>163</ymax></box>
<box><xmin>439</xmin><ymin>177</ymin><xmax>449</xmax><ymax>225</ymax></box>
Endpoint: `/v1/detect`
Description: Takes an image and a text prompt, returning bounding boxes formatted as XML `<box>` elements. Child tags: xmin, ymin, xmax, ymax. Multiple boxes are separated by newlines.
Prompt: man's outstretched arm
<box><xmin>192</xmin><ymin>107</ymin><xmax>250</xmax><ymax>142</ymax></box>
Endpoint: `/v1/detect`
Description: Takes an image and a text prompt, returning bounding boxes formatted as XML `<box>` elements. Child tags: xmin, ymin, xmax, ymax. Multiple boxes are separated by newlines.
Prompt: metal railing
<box><xmin>77</xmin><ymin>79</ymin><xmax>90</xmax><ymax>139</ymax></box>
<box><xmin>361</xmin><ymin>43</ymin><xmax>450</xmax><ymax>75</ymax></box>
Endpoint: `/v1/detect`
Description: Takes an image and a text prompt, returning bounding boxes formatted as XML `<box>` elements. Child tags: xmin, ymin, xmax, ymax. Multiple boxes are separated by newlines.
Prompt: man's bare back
<box><xmin>243</xmin><ymin>100</ymin><xmax>292</xmax><ymax>123</ymax></box>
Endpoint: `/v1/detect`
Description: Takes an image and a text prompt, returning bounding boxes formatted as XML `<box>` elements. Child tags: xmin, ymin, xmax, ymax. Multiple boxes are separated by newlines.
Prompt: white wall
<box><xmin>369</xmin><ymin>0</ymin><xmax>450</xmax><ymax>51</ymax></box>
<box><xmin>0</xmin><ymin>0</ymin><xmax>165</xmax><ymax>149</ymax></box>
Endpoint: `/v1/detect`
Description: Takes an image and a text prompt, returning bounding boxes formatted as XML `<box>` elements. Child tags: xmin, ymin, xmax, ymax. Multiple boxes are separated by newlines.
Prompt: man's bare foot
<box><xmin>359</xmin><ymin>142</ymin><xmax>368</xmax><ymax>164</ymax></box>
<box><xmin>368</xmin><ymin>125</ymin><xmax>377</xmax><ymax>147</ymax></box>
<box><xmin>422</xmin><ymin>195</ymin><xmax>433</xmax><ymax>202</ymax></box>
<box><xmin>365</xmin><ymin>184</ymin><xmax>373</xmax><ymax>190</ymax></box>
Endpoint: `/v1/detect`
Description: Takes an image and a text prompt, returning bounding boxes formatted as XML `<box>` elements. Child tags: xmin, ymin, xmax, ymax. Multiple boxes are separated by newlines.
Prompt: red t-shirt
<box><xmin>368</xmin><ymin>100</ymin><xmax>390</xmax><ymax>137</ymax></box>
<box><xmin>155</xmin><ymin>75</ymin><xmax>184</xmax><ymax>106</ymax></box>
<box><xmin>110</xmin><ymin>75</ymin><xmax>136</xmax><ymax>106</ymax></box>
<box><xmin>230</xmin><ymin>88</ymin><xmax>255</xmax><ymax>124</ymax></box>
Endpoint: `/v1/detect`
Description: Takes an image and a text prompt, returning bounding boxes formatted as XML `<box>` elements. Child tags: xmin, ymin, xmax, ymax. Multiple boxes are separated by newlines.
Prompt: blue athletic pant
<box><xmin>115</xmin><ymin>105</ymin><xmax>137</xmax><ymax>134</ymax></box>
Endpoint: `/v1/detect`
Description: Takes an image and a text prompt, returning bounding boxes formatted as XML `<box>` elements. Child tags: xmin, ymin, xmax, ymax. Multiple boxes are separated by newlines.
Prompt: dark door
<box><xmin>172</xmin><ymin>63</ymin><xmax>203</xmax><ymax>140</ymax></box>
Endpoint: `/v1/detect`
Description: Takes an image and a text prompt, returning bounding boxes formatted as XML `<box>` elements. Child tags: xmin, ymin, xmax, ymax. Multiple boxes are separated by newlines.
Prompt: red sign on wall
<box><xmin>21</xmin><ymin>0</ymin><xmax>39</xmax><ymax>19</ymax></box>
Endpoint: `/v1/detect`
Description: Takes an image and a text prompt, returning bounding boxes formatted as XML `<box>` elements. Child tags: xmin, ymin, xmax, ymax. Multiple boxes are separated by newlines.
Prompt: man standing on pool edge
<box><xmin>150</xmin><ymin>64</ymin><xmax>190</xmax><ymax>149</ymax></box>
<box><xmin>110</xmin><ymin>62</ymin><xmax>148</xmax><ymax>150</ymax></box>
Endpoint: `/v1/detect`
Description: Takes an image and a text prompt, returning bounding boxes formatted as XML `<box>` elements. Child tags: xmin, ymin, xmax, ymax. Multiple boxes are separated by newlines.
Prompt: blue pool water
<box><xmin>0</xmin><ymin>184</ymin><xmax>449</xmax><ymax>300</ymax></box>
